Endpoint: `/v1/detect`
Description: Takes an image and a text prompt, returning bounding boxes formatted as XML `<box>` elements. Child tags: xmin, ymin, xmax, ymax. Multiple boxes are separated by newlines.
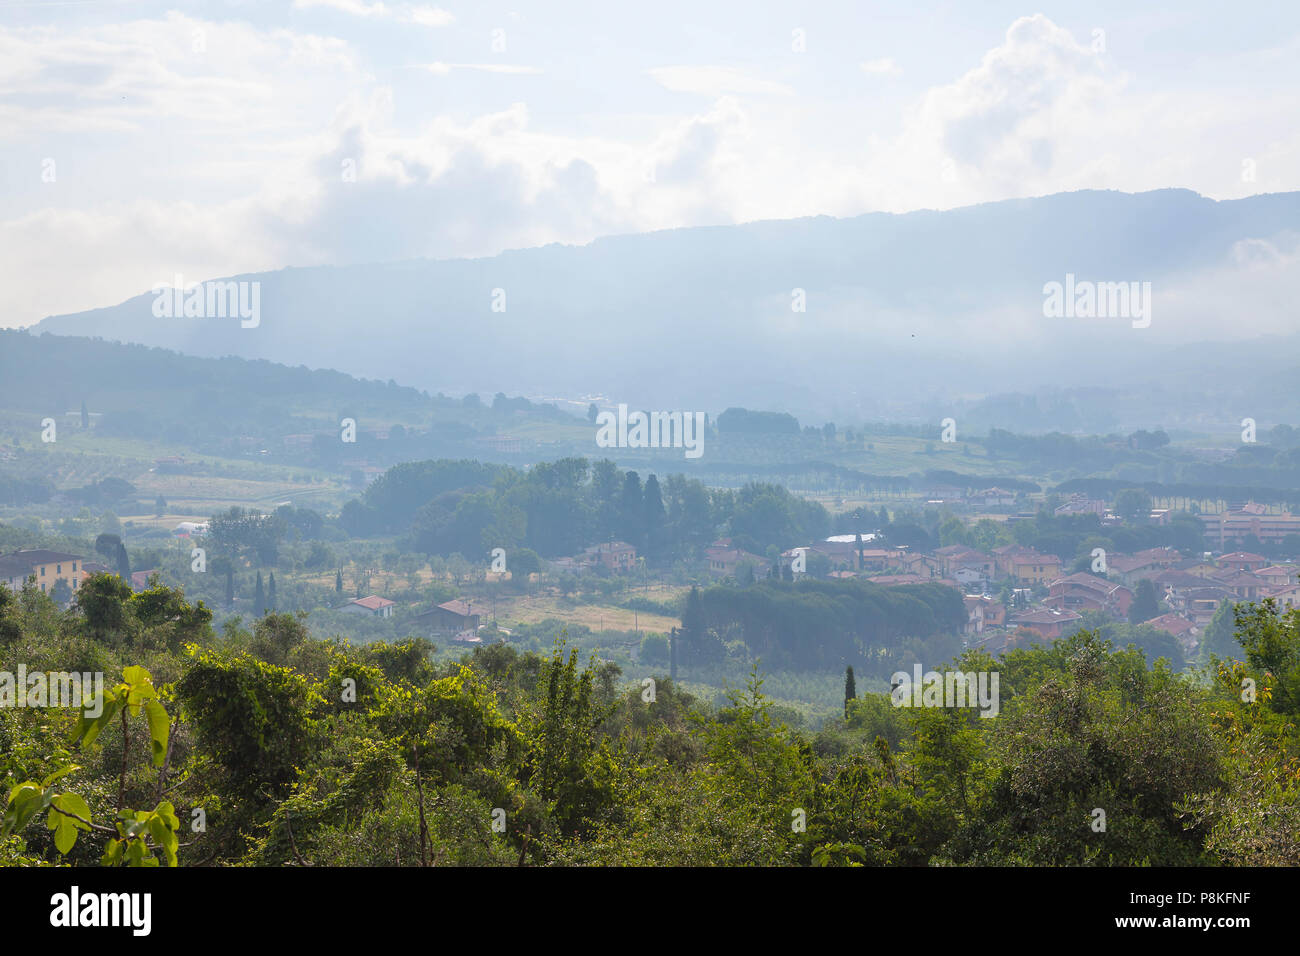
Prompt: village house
<box><xmin>934</xmin><ymin>545</ymin><xmax>995</xmax><ymax>580</ymax></box>
<box><xmin>1132</xmin><ymin>546</ymin><xmax>1184</xmax><ymax>569</ymax></box>
<box><xmin>855</xmin><ymin>548</ymin><xmax>898</xmax><ymax>573</ymax></box>
<box><xmin>414</xmin><ymin>598</ymin><xmax>488</xmax><ymax>636</ymax></box>
<box><xmin>1009</xmin><ymin>607</ymin><xmax>1083</xmax><ymax>641</ymax></box>
<box><xmin>992</xmin><ymin>544</ymin><xmax>1054</xmax><ymax>579</ymax></box>
<box><xmin>1256</xmin><ymin>565</ymin><xmax>1299</xmax><ymax>588</ymax></box>
<box><xmin>705</xmin><ymin>539</ymin><xmax>767</xmax><ymax>576</ymax></box>
<box><xmin>0</xmin><ymin>550</ymin><xmax>87</xmax><ymax>595</ymax></box>
<box><xmin>895</xmin><ymin>549</ymin><xmax>939</xmax><ymax>576</ymax></box>
<box><xmin>952</xmin><ymin>565</ymin><xmax>989</xmax><ymax>588</ymax></box>
<box><xmin>1168</xmin><ymin>586</ymin><xmax>1236</xmax><ymax>628</ymax></box>
<box><xmin>963</xmin><ymin>595</ymin><xmax>1007</xmax><ymax>635</ymax></box>
<box><xmin>583</xmin><ymin>541</ymin><xmax>637</xmax><ymax>572</ymax></box>
<box><xmin>1268</xmin><ymin>584</ymin><xmax>1300</xmax><ymax>612</ymax></box>
<box><xmin>341</xmin><ymin>595</ymin><xmax>396</xmax><ymax>618</ymax></box>
<box><xmin>1044</xmin><ymin>572</ymin><xmax>1134</xmax><ymax>618</ymax></box>
<box><xmin>1106</xmin><ymin>554</ymin><xmax>1162</xmax><ymax>588</ymax></box>
<box><xmin>1007</xmin><ymin>551</ymin><xmax>1062</xmax><ymax>586</ymax></box>
<box><xmin>1215</xmin><ymin>570</ymin><xmax>1268</xmax><ymax>602</ymax></box>
<box><xmin>1166</xmin><ymin>558</ymin><xmax>1220</xmax><ymax>578</ymax></box>
<box><xmin>1216</xmin><ymin>551</ymin><xmax>1269</xmax><ymax>573</ymax></box>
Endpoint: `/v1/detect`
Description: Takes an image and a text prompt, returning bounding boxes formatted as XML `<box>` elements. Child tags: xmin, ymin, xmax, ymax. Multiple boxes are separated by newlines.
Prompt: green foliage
<box><xmin>102</xmin><ymin>802</ymin><xmax>181</xmax><ymax>867</ymax></box>
<box><xmin>6</xmin><ymin>566</ymin><xmax>1300</xmax><ymax>868</ymax></box>
<box><xmin>175</xmin><ymin>646</ymin><xmax>323</xmax><ymax>824</ymax></box>
<box><xmin>72</xmin><ymin>665</ymin><xmax>169</xmax><ymax>767</ymax></box>
<box><xmin>3</xmin><ymin>665</ymin><xmax>178</xmax><ymax>866</ymax></box>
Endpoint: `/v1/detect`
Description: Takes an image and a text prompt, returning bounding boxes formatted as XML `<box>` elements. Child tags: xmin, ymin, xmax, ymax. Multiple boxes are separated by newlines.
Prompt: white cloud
<box><xmin>424</xmin><ymin>62</ymin><xmax>542</xmax><ymax>75</ymax></box>
<box><xmin>2</xmin><ymin>10</ymin><xmax>1299</xmax><ymax>329</ymax></box>
<box><xmin>292</xmin><ymin>0</ymin><xmax>454</xmax><ymax>26</ymax></box>
<box><xmin>0</xmin><ymin>13</ymin><xmax>365</xmax><ymax>137</ymax></box>
<box><xmin>860</xmin><ymin>58</ymin><xmax>901</xmax><ymax>76</ymax></box>
<box><xmin>647</xmin><ymin>66</ymin><xmax>792</xmax><ymax>96</ymax></box>
<box><xmin>403</xmin><ymin>6</ymin><xmax>455</xmax><ymax>27</ymax></box>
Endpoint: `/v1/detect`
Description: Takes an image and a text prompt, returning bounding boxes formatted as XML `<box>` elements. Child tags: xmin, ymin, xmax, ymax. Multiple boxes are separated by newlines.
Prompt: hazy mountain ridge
<box><xmin>31</xmin><ymin>188</ymin><xmax>1300</xmax><ymax>429</ymax></box>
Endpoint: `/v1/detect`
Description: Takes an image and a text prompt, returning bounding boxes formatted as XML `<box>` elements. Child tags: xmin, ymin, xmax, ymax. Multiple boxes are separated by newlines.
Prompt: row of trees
<box><xmin>337</xmin><ymin>457</ymin><xmax>829</xmax><ymax>564</ymax></box>
<box><xmin>678</xmin><ymin>579</ymin><xmax>967</xmax><ymax>671</ymax></box>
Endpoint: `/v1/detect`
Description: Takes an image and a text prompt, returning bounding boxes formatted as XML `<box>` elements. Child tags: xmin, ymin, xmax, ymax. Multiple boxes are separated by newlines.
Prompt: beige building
<box><xmin>0</xmin><ymin>550</ymin><xmax>88</xmax><ymax>595</ymax></box>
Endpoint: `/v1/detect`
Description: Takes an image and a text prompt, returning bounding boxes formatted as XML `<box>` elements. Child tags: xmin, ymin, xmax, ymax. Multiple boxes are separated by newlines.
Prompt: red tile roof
<box><xmin>437</xmin><ymin>599</ymin><xmax>485</xmax><ymax>617</ymax></box>
<box><xmin>1144</xmin><ymin>613</ymin><xmax>1196</xmax><ymax>636</ymax></box>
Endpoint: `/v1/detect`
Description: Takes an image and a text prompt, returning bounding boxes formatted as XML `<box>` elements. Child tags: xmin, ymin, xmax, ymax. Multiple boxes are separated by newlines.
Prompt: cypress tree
<box><xmin>254</xmin><ymin>571</ymin><xmax>265</xmax><ymax>617</ymax></box>
<box><xmin>115</xmin><ymin>542</ymin><xmax>131</xmax><ymax>578</ymax></box>
<box><xmin>267</xmin><ymin>571</ymin><xmax>277</xmax><ymax>614</ymax></box>
<box><xmin>619</xmin><ymin>470</ymin><xmax>644</xmax><ymax>549</ymax></box>
<box><xmin>844</xmin><ymin>665</ymin><xmax>857</xmax><ymax>720</ymax></box>
<box><xmin>643</xmin><ymin>474</ymin><xmax>666</xmax><ymax>563</ymax></box>
<box><xmin>669</xmin><ymin>626</ymin><xmax>678</xmax><ymax>681</ymax></box>
<box><xmin>335</xmin><ymin>569</ymin><xmax>343</xmax><ymax>593</ymax></box>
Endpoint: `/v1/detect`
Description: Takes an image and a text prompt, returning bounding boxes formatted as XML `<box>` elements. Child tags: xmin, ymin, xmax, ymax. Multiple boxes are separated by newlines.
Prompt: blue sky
<box><xmin>2</xmin><ymin>0</ymin><xmax>1297</xmax><ymax>325</ymax></box>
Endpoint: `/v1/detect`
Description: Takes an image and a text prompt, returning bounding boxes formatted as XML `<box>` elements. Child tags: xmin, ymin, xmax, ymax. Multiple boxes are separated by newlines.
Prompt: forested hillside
<box><xmin>3</xmin><ymin>578</ymin><xmax>1298</xmax><ymax>867</ymax></box>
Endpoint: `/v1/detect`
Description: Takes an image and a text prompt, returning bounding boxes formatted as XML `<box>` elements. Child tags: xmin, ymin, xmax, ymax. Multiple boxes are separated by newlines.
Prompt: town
<box><xmin>5</xmin><ymin>485</ymin><xmax>1297</xmax><ymax>677</ymax></box>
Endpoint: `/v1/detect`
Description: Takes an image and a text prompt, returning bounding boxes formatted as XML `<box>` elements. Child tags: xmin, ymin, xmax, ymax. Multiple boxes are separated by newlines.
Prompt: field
<box><xmin>491</xmin><ymin>587</ymin><xmax>684</xmax><ymax>634</ymax></box>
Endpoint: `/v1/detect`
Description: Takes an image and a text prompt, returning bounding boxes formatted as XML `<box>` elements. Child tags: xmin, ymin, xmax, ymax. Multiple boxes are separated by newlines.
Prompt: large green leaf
<box><xmin>49</xmin><ymin>812</ymin><xmax>78</xmax><ymax>854</ymax></box>
<box><xmin>122</xmin><ymin>666</ymin><xmax>157</xmax><ymax>714</ymax></box>
<box><xmin>74</xmin><ymin>698</ymin><xmax>123</xmax><ymax>749</ymax></box>
<box><xmin>47</xmin><ymin>794</ymin><xmax>90</xmax><ymax>855</ymax></box>
<box><xmin>143</xmin><ymin>699</ymin><xmax>170</xmax><ymax>766</ymax></box>
<box><xmin>3</xmin><ymin>783</ymin><xmax>52</xmax><ymax>838</ymax></box>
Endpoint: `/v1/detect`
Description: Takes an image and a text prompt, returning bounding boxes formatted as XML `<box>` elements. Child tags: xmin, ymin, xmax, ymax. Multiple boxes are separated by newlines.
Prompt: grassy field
<box><xmin>0</xmin><ymin>409</ymin><xmax>351</xmax><ymax>516</ymax></box>
<box><xmin>833</xmin><ymin>434</ymin><xmax>1006</xmax><ymax>475</ymax></box>
<box><xmin>491</xmin><ymin>588</ymin><xmax>684</xmax><ymax>634</ymax></box>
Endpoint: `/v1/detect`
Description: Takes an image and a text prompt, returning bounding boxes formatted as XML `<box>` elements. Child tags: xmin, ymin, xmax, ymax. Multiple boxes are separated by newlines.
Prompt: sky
<box><xmin>1</xmin><ymin>0</ymin><xmax>1298</xmax><ymax>327</ymax></box>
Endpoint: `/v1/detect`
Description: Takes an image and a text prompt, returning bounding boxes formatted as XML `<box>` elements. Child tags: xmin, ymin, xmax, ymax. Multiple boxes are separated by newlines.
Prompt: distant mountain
<box><xmin>0</xmin><ymin>330</ymin><xmax>578</xmax><ymax>467</ymax></box>
<box><xmin>31</xmin><ymin>188</ymin><xmax>1300</xmax><ymax>430</ymax></box>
